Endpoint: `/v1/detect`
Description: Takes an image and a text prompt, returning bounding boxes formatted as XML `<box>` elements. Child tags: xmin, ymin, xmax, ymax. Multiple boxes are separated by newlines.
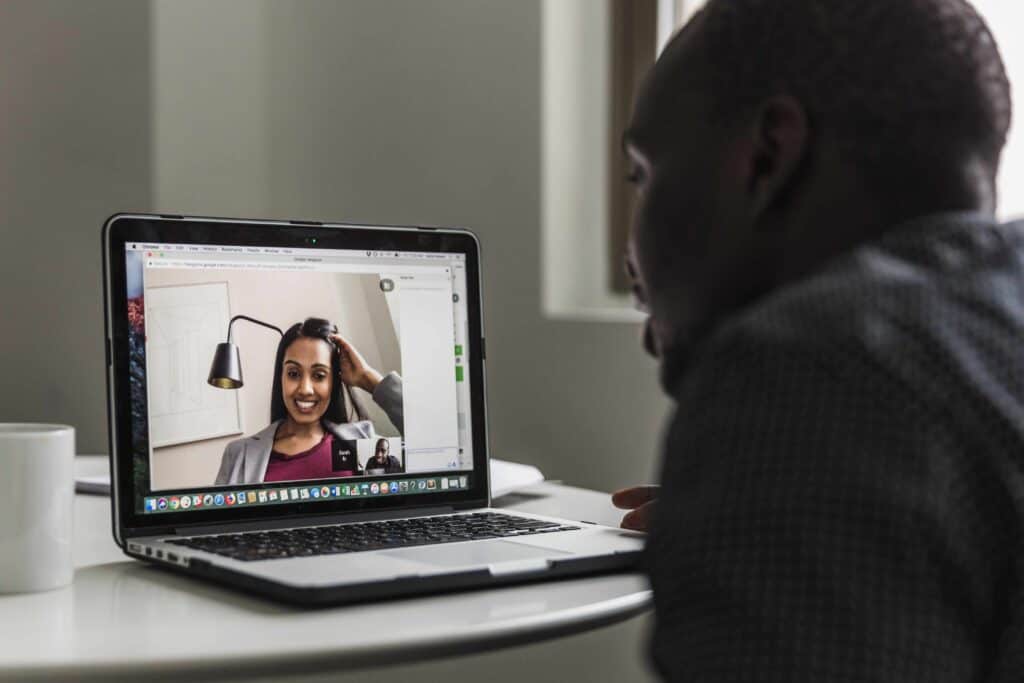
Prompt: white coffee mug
<box><xmin>0</xmin><ymin>424</ymin><xmax>75</xmax><ymax>594</ymax></box>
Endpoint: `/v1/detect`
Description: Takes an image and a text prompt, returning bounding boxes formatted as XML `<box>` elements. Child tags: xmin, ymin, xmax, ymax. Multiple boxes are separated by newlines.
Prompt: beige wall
<box><xmin>147</xmin><ymin>268</ymin><xmax>401</xmax><ymax>490</ymax></box>
<box><xmin>1</xmin><ymin>2</ymin><xmax>662</xmax><ymax>681</ymax></box>
<box><xmin>148</xmin><ymin>6</ymin><xmax>664</xmax><ymax>678</ymax></box>
<box><xmin>151</xmin><ymin>0</ymin><xmax>671</xmax><ymax>498</ymax></box>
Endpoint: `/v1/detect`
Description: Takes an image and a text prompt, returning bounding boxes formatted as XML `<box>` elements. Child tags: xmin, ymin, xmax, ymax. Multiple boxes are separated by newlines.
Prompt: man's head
<box><xmin>625</xmin><ymin>0</ymin><xmax>1012</xmax><ymax>360</ymax></box>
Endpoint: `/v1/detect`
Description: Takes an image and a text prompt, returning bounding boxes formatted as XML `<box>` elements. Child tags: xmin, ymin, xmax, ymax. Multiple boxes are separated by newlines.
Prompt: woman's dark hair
<box><xmin>269</xmin><ymin>317</ymin><xmax>368</xmax><ymax>424</ymax></box>
<box><xmin>375</xmin><ymin>438</ymin><xmax>389</xmax><ymax>457</ymax></box>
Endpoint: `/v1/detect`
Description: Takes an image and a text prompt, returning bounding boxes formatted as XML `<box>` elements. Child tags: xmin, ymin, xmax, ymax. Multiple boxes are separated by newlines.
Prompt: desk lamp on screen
<box><xmin>208</xmin><ymin>315</ymin><xmax>284</xmax><ymax>389</ymax></box>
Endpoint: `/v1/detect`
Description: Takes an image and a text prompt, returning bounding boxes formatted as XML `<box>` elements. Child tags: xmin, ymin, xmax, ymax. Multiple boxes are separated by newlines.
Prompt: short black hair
<box><xmin>685</xmin><ymin>0</ymin><xmax>1011</xmax><ymax>196</ymax></box>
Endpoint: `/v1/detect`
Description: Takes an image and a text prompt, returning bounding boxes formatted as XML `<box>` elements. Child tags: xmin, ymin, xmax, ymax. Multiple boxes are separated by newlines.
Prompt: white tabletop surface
<box><xmin>0</xmin><ymin>456</ymin><xmax>650</xmax><ymax>681</ymax></box>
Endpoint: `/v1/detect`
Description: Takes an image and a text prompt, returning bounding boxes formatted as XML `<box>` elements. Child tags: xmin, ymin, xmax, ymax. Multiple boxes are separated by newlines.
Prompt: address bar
<box><xmin>146</xmin><ymin>259</ymin><xmax>452</xmax><ymax>276</ymax></box>
<box><xmin>149</xmin><ymin>259</ymin><xmax>316</xmax><ymax>271</ymax></box>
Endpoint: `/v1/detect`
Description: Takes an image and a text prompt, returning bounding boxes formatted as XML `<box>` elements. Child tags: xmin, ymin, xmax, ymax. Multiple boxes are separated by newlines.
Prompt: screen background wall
<box><xmin>146</xmin><ymin>268</ymin><xmax>401</xmax><ymax>490</ymax></box>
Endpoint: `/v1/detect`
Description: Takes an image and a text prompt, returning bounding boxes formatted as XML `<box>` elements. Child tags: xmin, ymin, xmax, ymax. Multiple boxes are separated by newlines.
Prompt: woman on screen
<box><xmin>364</xmin><ymin>437</ymin><xmax>403</xmax><ymax>475</ymax></box>
<box><xmin>215</xmin><ymin>318</ymin><xmax>403</xmax><ymax>485</ymax></box>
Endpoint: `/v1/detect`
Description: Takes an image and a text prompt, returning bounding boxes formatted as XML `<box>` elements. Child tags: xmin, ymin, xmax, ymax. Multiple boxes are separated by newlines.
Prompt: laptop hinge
<box><xmin>169</xmin><ymin>505</ymin><xmax>458</xmax><ymax>537</ymax></box>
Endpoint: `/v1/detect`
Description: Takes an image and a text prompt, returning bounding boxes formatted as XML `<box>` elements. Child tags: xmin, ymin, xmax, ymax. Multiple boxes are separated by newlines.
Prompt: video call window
<box><xmin>124</xmin><ymin>243</ymin><xmax>474</xmax><ymax>511</ymax></box>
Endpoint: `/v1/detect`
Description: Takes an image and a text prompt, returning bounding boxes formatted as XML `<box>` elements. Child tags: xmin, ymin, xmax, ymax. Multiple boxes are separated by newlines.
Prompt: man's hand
<box><xmin>612</xmin><ymin>485</ymin><xmax>659</xmax><ymax>532</ymax></box>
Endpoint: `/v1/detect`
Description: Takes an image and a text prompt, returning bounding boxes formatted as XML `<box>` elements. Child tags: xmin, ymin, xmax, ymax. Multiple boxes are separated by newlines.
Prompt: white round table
<box><xmin>0</xmin><ymin>457</ymin><xmax>651</xmax><ymax>681</ymax></box>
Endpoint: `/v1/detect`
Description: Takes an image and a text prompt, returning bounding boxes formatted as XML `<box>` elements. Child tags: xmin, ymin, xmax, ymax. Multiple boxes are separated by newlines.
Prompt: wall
<box><xmin>151</xmin><ymin>0</ymin><xmax>672</xmax><ymax>497</ymax></box>
<box><xmin>148</xmin><ymin>3</ymin><xmax>663</xmax><ymax>680</ymax></box>
<box><xmin>541</xmin><ymin>0</ymin><xmax>642</xmax><ymax>321</ymax></box>
<box><xmin>0</xmin><ymin>4</ymin><xmax>662</xmax><ymax>681</ymax></box>
<box><xmin>145</xmin><ymin>268</ymin><xmax>401</xmax><ymax>490</ymax></box>
<box><xmin>974</xmin><ymin>1</ymin><xmax>1024</xmax><ymax>220</ymax></box>
<box><xmin>0</xmin><ymin>1</ymin><xmax>152</xmax><ymax>452</ymax></box>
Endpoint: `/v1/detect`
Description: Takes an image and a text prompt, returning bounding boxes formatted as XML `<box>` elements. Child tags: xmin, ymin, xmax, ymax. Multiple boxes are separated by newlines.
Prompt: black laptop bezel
<box><xmin>103</xmin><ymin>214</ymin><xmax>489</xmax><ymax>540</ymax></box>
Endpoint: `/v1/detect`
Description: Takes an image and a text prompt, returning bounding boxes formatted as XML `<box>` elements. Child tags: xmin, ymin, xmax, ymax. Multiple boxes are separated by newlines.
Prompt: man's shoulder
<box><xmin>720</xmin><ymin>215</ymin><xmax>1024</xmax><ymax>356</ymax></box>
<box><xmin>649</xmin><ymin>213</ymin><xmax>1024</xmax><ymax>683</ymax></box>
<box><xmin>676</xmin><ymin>214</ymin><xmax>1024</xmax><ymax>422</ymax></box>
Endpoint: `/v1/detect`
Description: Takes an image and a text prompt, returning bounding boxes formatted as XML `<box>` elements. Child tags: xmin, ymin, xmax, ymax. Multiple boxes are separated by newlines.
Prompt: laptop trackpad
<box><xmin>383</xmin><ymin>540</ymin><xmax>569</xmax><ymax>568</ymax></box>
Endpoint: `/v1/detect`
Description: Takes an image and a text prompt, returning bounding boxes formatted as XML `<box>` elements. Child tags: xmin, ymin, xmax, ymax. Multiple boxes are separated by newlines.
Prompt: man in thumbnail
<box><xmin>364</xmin><ymin>437</ymin><xmax>403</xmax><ymax>475</ymax></box>
<box><xmin>215</xmin><ymin>318</ymin><xmax>403</xmax><ymax>485</ymax></box>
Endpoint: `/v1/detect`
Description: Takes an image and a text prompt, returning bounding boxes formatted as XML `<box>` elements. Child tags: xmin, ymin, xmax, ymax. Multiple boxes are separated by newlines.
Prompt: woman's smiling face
<box><xmin>281</xmin><ymin>337</ymin><xmax>333</xmax><ymax>425</ymax></box>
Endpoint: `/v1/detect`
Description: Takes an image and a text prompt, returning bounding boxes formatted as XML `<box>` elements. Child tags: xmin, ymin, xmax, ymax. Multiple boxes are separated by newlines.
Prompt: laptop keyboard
<box><xmin>165</xmin><ymin>512</ymin><xmax>581</xmax><ymax>562</ymax></box>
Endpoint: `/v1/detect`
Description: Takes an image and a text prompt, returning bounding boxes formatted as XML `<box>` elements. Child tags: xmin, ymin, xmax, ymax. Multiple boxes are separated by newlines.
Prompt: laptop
<box><xmin>102</xmin><ymin>213</ymin><xmax>644</xmax><ymax>606</ymax></box>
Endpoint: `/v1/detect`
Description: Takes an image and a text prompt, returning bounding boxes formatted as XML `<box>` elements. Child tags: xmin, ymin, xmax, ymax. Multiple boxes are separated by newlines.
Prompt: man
<box><xmin>611</xmin><ymin>0</ymin><xmax>1022</xmax><ymax>680</ymax></box>
<box><xmin>364</xmin><ymin>437</ymin><xmax>402</xmax><ymax>474</ymax></box>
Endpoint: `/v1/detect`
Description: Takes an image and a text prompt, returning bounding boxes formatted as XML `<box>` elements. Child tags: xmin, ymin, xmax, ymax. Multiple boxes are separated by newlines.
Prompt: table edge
<box><xmin>2</xmin><ymin>587</ymin><xmax>652</xmax><ymax>681</ymax></box>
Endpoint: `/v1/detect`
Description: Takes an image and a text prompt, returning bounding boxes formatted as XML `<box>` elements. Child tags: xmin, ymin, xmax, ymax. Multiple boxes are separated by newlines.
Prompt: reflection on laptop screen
<box><xmin>123</xmin><ymin>241</ymin><xmax>473</xmax><ymax>514</ymax></box>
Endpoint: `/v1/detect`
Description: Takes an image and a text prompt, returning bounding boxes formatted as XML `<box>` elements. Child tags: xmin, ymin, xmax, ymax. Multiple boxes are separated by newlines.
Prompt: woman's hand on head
<box><xmin>330</xmin><ymin>333</ymin><xmax>383</xmax><ymax>394</ymax></box>
<box><xmin>611</xmin><ymin>485</ymin><xmax>659</xmax><ymax>532</ymax></box>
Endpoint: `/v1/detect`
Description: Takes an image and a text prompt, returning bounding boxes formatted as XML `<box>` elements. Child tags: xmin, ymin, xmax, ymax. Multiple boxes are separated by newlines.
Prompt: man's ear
<box><xmin>746</xmin><ymin>95</ymin><xmax>809</xmax><ymax>218</ymax></box>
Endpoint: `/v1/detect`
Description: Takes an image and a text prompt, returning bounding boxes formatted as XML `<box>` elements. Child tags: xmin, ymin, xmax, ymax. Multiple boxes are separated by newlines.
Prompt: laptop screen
<box><xmin>121</xmin><ymin>237</ymin><xmax>475</xmax><ymax>516</ymax></box>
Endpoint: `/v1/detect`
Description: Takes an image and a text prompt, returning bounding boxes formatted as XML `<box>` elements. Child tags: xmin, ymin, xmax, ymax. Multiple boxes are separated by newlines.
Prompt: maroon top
<box><xmin>264</xmin><ymin>432</ymin><xmax>354</xmax><ymax>482</ymax></box>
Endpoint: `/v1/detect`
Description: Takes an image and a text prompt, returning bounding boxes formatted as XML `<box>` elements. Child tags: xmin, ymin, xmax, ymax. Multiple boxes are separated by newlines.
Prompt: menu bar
<box><xmin>128</xmin><ymin>242</ymin><xmax>465</xmax><ymax>261</ymax></box>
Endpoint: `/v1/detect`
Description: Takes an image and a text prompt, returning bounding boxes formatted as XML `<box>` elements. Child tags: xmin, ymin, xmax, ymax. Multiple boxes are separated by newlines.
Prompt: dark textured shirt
<box><xmin>648</xmin><ymin>212</ymin><xmax>1024</xmax><ymax>682</ymax></box>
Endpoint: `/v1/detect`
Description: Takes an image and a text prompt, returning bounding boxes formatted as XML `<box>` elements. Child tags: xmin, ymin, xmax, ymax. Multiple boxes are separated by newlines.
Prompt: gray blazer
<box><xmin>214</xmin><ymin>372</ymin><xmax>403</xmax><ymax>485</ymax></box>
